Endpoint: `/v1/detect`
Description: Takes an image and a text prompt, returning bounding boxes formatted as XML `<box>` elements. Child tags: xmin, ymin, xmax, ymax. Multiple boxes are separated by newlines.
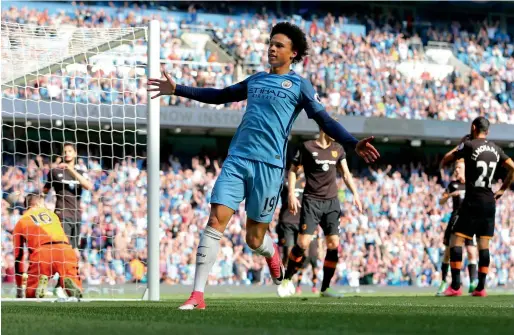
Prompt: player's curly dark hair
<box><xmin>270</xmin><ymin>22</ymin><xmax>309</xmax><ymax>64</ymax></box>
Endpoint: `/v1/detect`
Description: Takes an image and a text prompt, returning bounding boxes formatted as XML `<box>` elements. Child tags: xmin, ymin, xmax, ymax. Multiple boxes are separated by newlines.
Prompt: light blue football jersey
<box><xmin>227</xmin><ymin>71</ymin><xmax>324</xmax><ymax>168</ymax></box>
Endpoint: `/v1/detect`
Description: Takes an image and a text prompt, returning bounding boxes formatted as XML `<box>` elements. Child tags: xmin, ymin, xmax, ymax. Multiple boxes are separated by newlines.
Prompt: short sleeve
<box><xmin>339</xmin><ymin>145</ymin><xmax>346</xmax><ymax>162</ymax></box>
<box><xmin>498</xmin><ymin>146</ymin><xmax>510</xmax><ymax>165</ymax></box>
<box><xmin>454</xmin><ymin>141</ymin><xmax>470</xmax><ymax>160</ymax></box>
<box><xmin>299</xmin><ymin>78</ymin><xmax>325</xmax><ymax>119</ymax></box>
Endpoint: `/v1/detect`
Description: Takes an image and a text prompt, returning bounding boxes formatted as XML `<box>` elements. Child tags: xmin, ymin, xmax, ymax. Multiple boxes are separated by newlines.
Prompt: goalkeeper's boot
<box><xmin>471</xmin><ymin>289</ymin><xmax>487</xmax><ymax>297</ymax></box>
<box><xmin>64</xmin><ymin>278</ymin><xmax>83</xmax><ymax>299</ymax></box>
<box><xmin>265</xmin><ymin>243</ymin><xmax>285</xmax><ymax>285</ymax></box>
<box><xmin>468</xmin><ymin>279</ymin><xmax>479</xmax><ymax>294</ymax></box>
<box><xmin>443</xmin><ymin>285</ymin><xmax>462</xmax><ymax>297</ymax></box>
<box><xmin>179</xmin><ymin>291</ymin><xmax>206</xmax><ymax>310</ymax></box>
<box><xmin>277</xmin><ymin>279</ymin><xmax>295</xmax><ymax>298</ymax></box>
<box><xmin>320</xmin><ymin>288</ymin><xmax>344</xmax><ymax>298</ymax></box>
<box><xmin>35</xmin><ymin>275</ymin><xmax>49</xmax><ymax>299</ymax></box>
<box><xmin>436</xmin><ymin>281</ymin><xmax>449</xmax><ymax>296</ymax></box>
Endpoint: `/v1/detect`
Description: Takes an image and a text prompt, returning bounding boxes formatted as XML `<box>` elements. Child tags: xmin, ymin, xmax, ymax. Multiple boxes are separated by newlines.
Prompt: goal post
<box><xmin>1</xmin><ymin>20</ymin><xmax>161</xmax><ymax>301</ymax></box>
<box><xmin>146</xmin><ymin>19</ymin><xmax>160</xmax><ymax>302</ymax></box>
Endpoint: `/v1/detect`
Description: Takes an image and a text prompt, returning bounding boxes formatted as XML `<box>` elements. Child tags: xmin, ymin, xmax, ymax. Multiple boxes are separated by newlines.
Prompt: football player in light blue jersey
<box><xmin>148</xmin><ymin>22</ymin><xmax>380</xmax><ymax>310</ymax></box>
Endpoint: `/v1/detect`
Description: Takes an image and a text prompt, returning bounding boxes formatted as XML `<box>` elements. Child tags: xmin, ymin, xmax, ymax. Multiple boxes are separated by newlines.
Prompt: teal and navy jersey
<box><xmin>174</xmin><ymin>70</ymin><xmax>358</xmax><ymax>168</ymax></box>
<box><xmin>228</xmin><ymin>71</ymin><xmax>324</xmax><ymax>168</ymax></box>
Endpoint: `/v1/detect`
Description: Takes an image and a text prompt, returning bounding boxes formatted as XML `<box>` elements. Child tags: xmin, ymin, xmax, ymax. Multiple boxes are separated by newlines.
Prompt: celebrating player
<box><xmin>436</xmin><ymin>159</ymin><xmax>478</xmax><ymax>296</ymax></box>
<box><xmin>148</xmin><ymin>22</ymin><xmax>379</xmax><ymax>310</ymax></box>
<box><xmin>13</xmin><ymin>194</ymin><xmax>82</xmax><ymax>299</ymax></box>
<box><xmin>277</xmin><ymin>128</ymin><xmax>362</xmax><ymax>298</ymax></box>
<box><xmin>43</xmin><ymin>142</ymin><xmax>92</xmax><ymax>250</ymax></box>
<box><xmin>440</xmin><ymin>117</ymin><xmax>514</xmax><ymax>297</ymax></box>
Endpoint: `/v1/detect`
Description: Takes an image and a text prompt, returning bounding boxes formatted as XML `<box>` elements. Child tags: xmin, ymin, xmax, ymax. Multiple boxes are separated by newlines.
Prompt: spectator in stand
<box><xmin>2</xmin><ymin>5</ymin><xmax>513</xmax><ymax>123</ymax></box>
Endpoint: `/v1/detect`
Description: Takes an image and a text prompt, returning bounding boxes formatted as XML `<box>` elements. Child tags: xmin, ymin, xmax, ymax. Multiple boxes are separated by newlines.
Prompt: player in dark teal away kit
<box><xmin>148</xmin><ymin>22</ymin><xmax>380</xmax><ymax>309</ymax></box>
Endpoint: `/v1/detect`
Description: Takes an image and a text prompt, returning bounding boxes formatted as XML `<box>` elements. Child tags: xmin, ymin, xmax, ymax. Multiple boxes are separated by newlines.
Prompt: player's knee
<box><xmin>477</xmin><ymin>237</ymin><xmax>490</xmax><ymax>250</ymax></box>
<box><xmin>466</xmin><ymin>246</ymin><xmax>477</xmax><ymax>260</ymax></box>
<box><xmin>207</xmin><ymin>214</ymin><xmax>225</xmax><ymax>233</ymax></box>
<box><xmin>245</xmin><ymin>233</ymin><xmax>264</xmax><ymax>250</ymax></box>
<box><xmin>449</xmin><ymin>234</ymin><xmax>465</xmax><ymax>247</ymax></box>
<box><xmin>208</xmin><ymin>204</ymin><xmax>234</xmax><ymax>232</ymax></box>
<box><xmin>297</xmin><ymin>234</ymin><xmax>312</xmax><ymax>249</ymax></box>
<box><xmin>325</xmin><ymin>236</ymin><xmax>339</xmax><ymax>250</ymax></box>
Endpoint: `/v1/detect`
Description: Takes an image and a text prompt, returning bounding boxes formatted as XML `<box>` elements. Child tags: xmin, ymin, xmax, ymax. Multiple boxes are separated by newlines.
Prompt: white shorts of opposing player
<box><xmin>277</xmin><ymin>279</ymin><xmax>296</xmax><ymax>298</ymax></box>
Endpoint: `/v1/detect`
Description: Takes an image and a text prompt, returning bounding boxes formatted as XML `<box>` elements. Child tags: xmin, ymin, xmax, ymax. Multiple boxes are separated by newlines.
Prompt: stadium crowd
<box><xmin>2</xmin><ymin>154</ymin><xmax>514</xmax><ymax>290</ymax></box>
<box><xmin>2</xmin><ymin>4</ymin><xmax>514</xmax><ymax>124</ymax></box>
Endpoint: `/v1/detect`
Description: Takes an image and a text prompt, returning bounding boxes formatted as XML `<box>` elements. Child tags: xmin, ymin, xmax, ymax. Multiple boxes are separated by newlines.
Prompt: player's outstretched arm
<box><xmin>148</xmin><ymin>71</ymin><xmax>248</xmax><ymax>104</ymax></box>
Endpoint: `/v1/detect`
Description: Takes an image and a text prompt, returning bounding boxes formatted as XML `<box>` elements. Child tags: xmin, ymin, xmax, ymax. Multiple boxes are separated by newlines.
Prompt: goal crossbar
<box><xmin>1</xmin><ymin>23</ymin><xmax>147</xmax><ymax>88</ymax></box>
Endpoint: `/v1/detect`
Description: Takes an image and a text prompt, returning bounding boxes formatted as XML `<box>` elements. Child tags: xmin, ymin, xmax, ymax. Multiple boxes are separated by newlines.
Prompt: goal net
<box><xmin>1</xmin><ymin>21</ymin><xmax>160</xmax><ymax>300</ymax></box>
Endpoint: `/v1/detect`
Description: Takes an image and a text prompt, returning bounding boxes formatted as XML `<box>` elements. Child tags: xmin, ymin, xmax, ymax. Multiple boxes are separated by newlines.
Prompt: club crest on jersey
<box><xmin>331</xmin><ymin>151</ymin><xmax>338</xmax><ymax>158</ymax></box>
<box><xmin>281</xmin><ymin>80</ymin><xmax>292</xmax><ymax>89</ymax></box>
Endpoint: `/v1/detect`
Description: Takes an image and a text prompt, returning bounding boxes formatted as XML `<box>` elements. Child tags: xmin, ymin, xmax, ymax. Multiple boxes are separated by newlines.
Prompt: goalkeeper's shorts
<box><xmin>25</xmin><ymin>243</ymin><xmax>82</xmax><ymax>298</ymax></box>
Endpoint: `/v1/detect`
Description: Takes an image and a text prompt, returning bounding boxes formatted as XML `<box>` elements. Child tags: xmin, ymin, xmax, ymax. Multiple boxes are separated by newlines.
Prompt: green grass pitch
<box><xmin>2</xmin><ymin>293</ymin><xmax>514</xmax><ymax>335</ymax></box>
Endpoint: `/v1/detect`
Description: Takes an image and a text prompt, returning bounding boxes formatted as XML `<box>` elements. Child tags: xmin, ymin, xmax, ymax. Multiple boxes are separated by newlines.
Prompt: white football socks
<box><xmin>193</xmin><ymin>226</ymin><xmax>223</xmax><ymax>293</ymax></box>
<box><xmin>250</xmin><ymin>234</ymin><xmax>275</xmax><ymax>258</ymax></box>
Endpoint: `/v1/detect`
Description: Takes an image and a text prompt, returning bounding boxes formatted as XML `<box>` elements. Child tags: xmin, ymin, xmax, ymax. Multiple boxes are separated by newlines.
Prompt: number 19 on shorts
<box><xmin>262</xmin><ymin>196</ymin><xmax>276</xmax><ymax>215</ymax></box>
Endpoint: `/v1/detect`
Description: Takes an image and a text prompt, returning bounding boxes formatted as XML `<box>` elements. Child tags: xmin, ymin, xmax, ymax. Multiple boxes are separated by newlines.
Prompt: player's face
<box><xmin>268</xmin><ymin>34</ymin><xmax>297</xmax><ymax>68</ymax></box>
<box><xmin>63</xmin><ymin>145</ymin><xmax>77</xmax><ymax>163</ymax></box>
<box><xmin>319</xmin><ymin>130</ymin><xmax>334</xmax><ymax>142</ymax></box>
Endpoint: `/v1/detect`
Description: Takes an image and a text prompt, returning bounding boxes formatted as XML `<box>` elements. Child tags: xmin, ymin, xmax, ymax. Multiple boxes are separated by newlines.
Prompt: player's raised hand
<box><xmin>355</xmin><ymin>136</ymin><xmax>380</xmax><ymax>163</ymax></box>
<box><xmin>147</xmin><ymin>71</ymin><xmax>176</xmax><ymax>99</ymax></box>
<box><xmin>288</xmin><ymin>194</ymin><xmax>301</xmax><ymax>216</ymax></box>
